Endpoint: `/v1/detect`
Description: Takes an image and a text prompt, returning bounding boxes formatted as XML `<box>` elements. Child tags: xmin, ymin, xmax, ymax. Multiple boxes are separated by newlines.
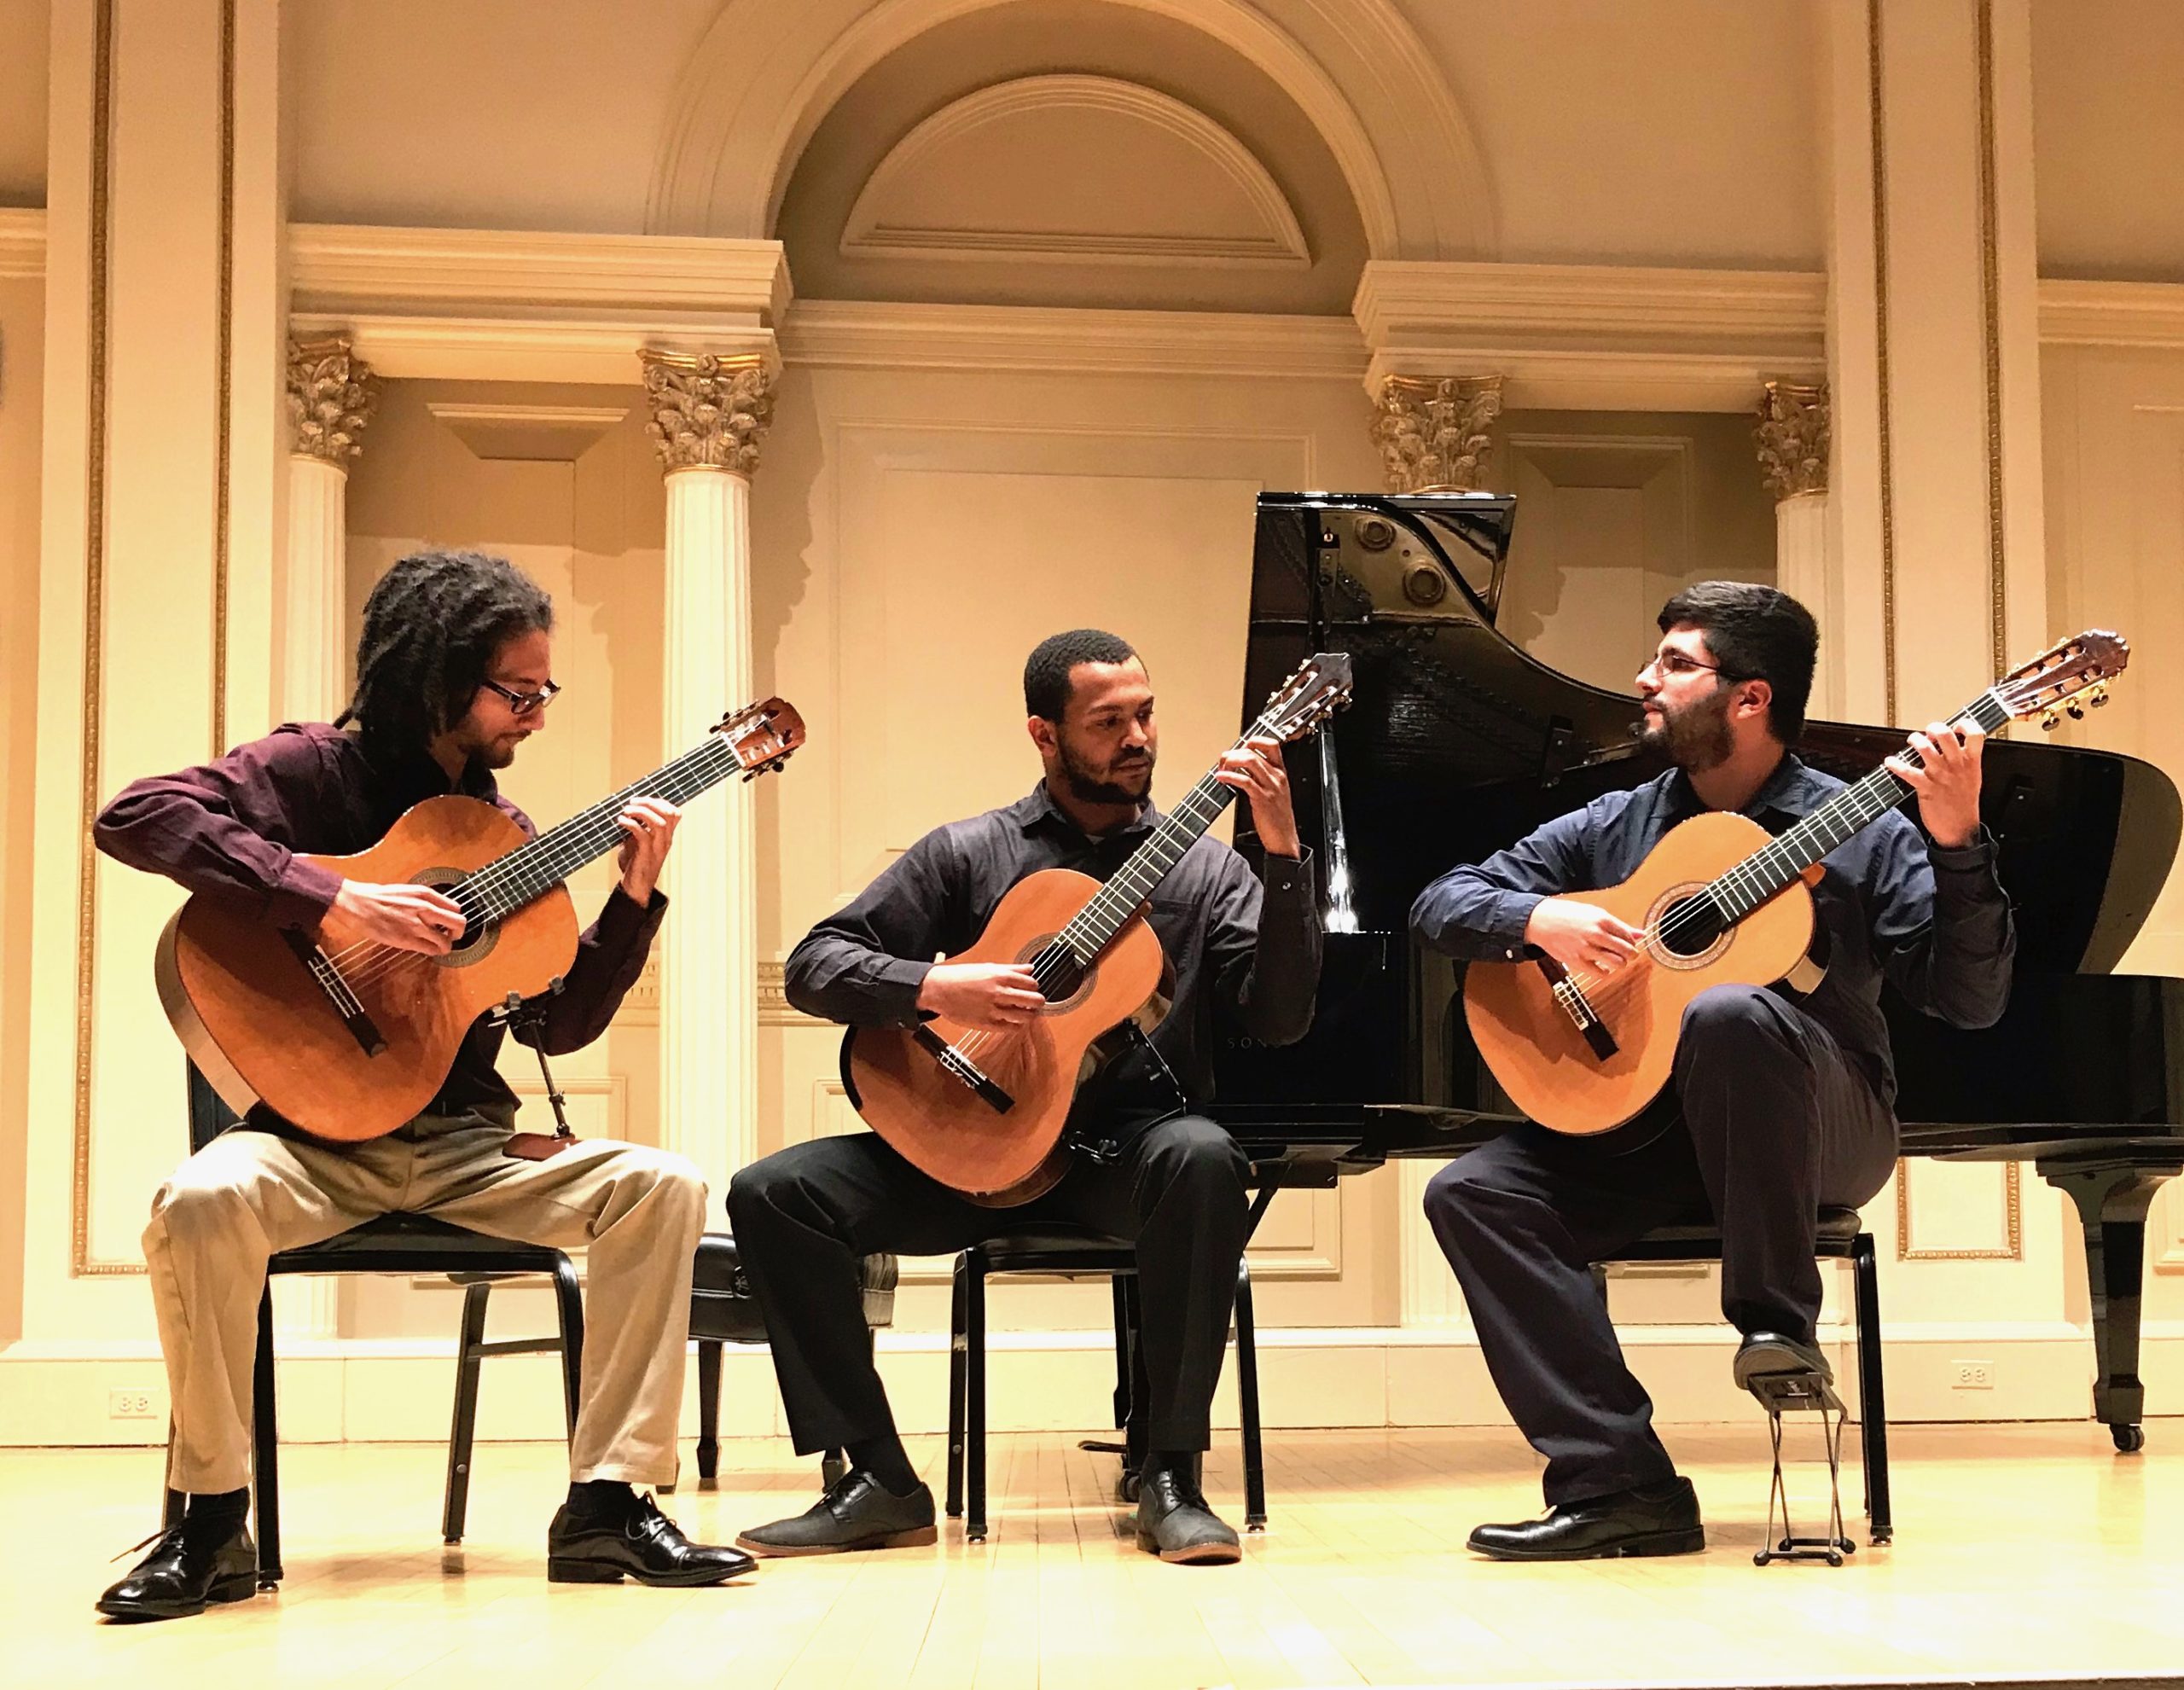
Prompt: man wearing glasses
<box><xmin>1409</xmin><ymin>582</ymin><xmax>2014</xmax><ymax>1560</ymax></box>
<box><xmin>91</xmin><ymin>550</ymin><xmax>754</xmax><ymax>1619</ymax></box>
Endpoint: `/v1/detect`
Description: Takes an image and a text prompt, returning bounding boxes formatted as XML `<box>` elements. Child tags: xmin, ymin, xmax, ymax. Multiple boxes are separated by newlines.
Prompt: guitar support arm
<box><xmin>494</xmin><ymin>979</ymin><xmax>575</xmax><ymax>1142</ymax></box>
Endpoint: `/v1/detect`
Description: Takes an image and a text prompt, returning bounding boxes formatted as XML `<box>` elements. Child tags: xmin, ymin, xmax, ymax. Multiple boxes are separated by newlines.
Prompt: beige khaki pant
<box><xmin>142</xmin><ymin>1111</ymin><xmax>704</xmax><ymax>1495</ymax></box>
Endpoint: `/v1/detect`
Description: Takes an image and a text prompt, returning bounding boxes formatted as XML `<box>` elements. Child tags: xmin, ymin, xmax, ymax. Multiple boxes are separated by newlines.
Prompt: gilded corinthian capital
<box><xmin>639</xmin><ymin>349</ymin><xmax>776</xmax><ymax>475</ymax></box>
<box><xmin>1756</xmin><ymin>379</ymin><xmax>1830</xmax><ymax>501</ymax></box>
<box><xmin>287</xmin><ymin>335</ymin><xmax>380</xmax><ymax>464</ymax></box>
<box><xmin>1371</xmin><ymin>375</ymin><xmax>1505</xmax><ymax>495</ymax></box>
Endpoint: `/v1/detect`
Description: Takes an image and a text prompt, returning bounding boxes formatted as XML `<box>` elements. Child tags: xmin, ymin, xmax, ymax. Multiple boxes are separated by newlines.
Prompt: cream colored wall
<box><xmin>2033</xmin><ymin>0</ymin><xmax>2184</xmax><ymax>282</ymax></box>
<box><xmin>751</xmin><ymin>357</ymin><xmax>1403</xmax><ymax>1336</ymax></box>
<box><xmin>0</xmin><ymin>276</ymin><xmax>44</xmax><ymax>1341</ymax></box>
<box><xmin>340</xmin><ymin>379</ymin><xmax>667</xmax><ymax>1339</ymax></box>
<box><xmin>0</xmin><ymin>0</ymin><xmax>49</xmax><ymax>207</ymax></box>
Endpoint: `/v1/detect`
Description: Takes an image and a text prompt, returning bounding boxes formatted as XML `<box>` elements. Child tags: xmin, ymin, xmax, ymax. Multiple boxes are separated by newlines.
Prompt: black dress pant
<box><xmin>1423</xmin><ymin>983</ymin><xmax>1898</xmax><ymax>1505</ymax></box>
<box><xmin>728</xmin><ymin>1115</ymin><xmax>1250</xmax><ymax>1456</ymax></box>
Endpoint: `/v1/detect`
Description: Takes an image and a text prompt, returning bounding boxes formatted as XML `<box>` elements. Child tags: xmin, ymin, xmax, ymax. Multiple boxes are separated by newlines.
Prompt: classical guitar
<box><xmin>1464</xmin><ymin>631</ymin><xmax>2129</xmax><ymax>1136</ymax></box>
<box><xmin>157</xmin><ymin>698</ymin><xmax>805</xmax><ymax>1142</ymax></box>
<box><xmin>841</xmin><ymin>653</ymin><xmax>1354</xmax><ymax>1205</ymax></box>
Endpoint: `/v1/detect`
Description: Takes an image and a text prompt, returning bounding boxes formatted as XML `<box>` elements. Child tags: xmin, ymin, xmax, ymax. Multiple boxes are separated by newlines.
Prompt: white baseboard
<box><xmin>3</xmin><ymin>1324</ymin><xmax>2175</xmax><ymax>1449</ymax></box>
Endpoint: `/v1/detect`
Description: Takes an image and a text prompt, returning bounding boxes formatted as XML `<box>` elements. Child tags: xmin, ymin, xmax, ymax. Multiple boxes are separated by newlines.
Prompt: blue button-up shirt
<box><xmin>1409</xmin><ymin>753</ymin><xmax>2017</xmax><ymax>1109</ymax></box>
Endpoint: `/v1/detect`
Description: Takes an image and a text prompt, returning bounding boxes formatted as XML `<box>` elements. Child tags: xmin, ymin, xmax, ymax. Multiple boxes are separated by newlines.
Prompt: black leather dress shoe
<box><xmin>735</xmin><ymin>1470</ymin><xmax>938</xmax><ymax>1557</ymax></box>
<box><xmin>1734</xmin><ymin>1331</ymin><xmax>1833</xmax><ymax>1393</ymax></box>
<box><xmin>96</xmin><ymin>1519</ymin><xmax>258</xmax><ymax>1621</ymax></box>
<box><xmin>1467</xmin><ymin>1478</ymin><xmax>1705</xmax><ymax>1561</ymax></box>
<box><xmin>1135</xmin><ymin>1462</ymin><xmax>1241</xmax><ymax>1565</ymax></box>
<box><xmin>546</xmin><ymin>1495</ymin><xmax>756</xmax><ymax>1586</ymax></box>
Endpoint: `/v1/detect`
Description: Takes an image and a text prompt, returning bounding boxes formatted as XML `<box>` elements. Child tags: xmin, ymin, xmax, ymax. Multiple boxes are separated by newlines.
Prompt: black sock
<box><xmin>566</xmin><ymin>1478</ymin><xmax>638</xmax><ymax>1520</ymax></box>
<box><xmin>1145</xmin><ymin>1449</ymin><xmax>1202</xmax><ymax>1489</ymax></box>
<box><xmin>845</xmin><ymin>1437</ymin><xmax>919</xmax><ymax>1495</ymax></box>
<box><xmin>184</xmin><ymin>1488</ymin><xmax>249</xmax><ymax>1534</ymax></box>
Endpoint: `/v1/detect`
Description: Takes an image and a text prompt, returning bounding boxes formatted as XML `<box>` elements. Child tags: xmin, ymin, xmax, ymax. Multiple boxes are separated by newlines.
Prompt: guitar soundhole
<box><xmin>1018</xmin><ymin>937</ymin><xmax>1090</xmax><ymax>1013</ymax></box>
<box><xmin>1654</xmin><ymin>894</ymin><xmax>1727</xmax><ymax>961</ymax></box>
<box><xmin>415</xmin><ymin>868</ymin><xmax>499</xmax><ymax>969</ymax></box>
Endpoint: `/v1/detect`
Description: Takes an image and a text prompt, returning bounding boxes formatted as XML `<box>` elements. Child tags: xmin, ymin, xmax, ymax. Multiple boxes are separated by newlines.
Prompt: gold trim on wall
<box><xmin>72</xmin><ymin>0</ymin><xmax>121</xmax><ymax>1277</ymax></box>
<box><xmin>1896</xmin><ymin>1157</ymin><xmax>2024</xmax><ymax>1262</ymax></box>
<box><xmin>1867</xmin><ymin>0</ymin><xmax>1899</xmax><ymax>725</ymax></box>
<box><xmin>212</xmin><ymin>0</ymin><xmax>235</xmax><ymax>753</ymax></box>
<box><xmin>758</xmin><ymin>959</ymin><xmax>822</xmax><ymax>1028</ymax></box>
<box><xmin>1974</xmin><ymin>0</ymin><xmax>2008</xmax><ymax>682</ymax></box>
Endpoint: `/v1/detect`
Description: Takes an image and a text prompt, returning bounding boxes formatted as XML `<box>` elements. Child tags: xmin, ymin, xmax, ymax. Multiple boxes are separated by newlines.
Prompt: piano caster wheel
<box><xmin>2112</xmin><ymin>1422</ymin><xmax>2146</xmax><ymax>1454</ymax></box>
<box><xmin>1870</xmin><ymin>1527</ymin><xmax>1892</xmax><ymax>1546</ymax></box>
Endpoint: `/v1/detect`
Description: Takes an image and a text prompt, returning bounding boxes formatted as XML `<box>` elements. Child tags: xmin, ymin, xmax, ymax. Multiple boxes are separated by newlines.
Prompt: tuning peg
<box><xmin>2091</xmin><ymin>685</ymin><xmax>2111</xmax><ymax>707</ymax></box>
<box><xmin>2066</xmin><ymin>701</ymin><xmax>2086</xmax><ymax>720</ymax></box>
<box><xmin>2040</xmin><ymin>709</ymin><xmax>2061</xmax><ymax>732</ymax></box>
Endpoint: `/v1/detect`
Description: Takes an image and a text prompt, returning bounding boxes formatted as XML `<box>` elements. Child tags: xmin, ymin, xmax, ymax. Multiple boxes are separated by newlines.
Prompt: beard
<box><xmin>1636</xmin><ymin>687</ymin><xmax>1734</xmax><ymax>773</ymax></box>
<box><xmin>1056</xmin><ymin>740</ymin><xmax>1154</xmax><ymax>806</ymax></box>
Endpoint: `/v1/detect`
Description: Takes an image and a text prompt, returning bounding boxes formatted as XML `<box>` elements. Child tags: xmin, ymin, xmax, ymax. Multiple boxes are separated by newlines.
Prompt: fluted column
<box><xmin>642</xmin><ymin>348</ymin><xmax>775</xmax><ymax>1202</ymax></box>
<box><xmin>1371</xmin><ymin>375</ymin><xmax>1505</xmax><ymax>493</ymax></box>
<box><xmin>1372</xmin><ymin>370</ymin><xmax>1505</xmax><ymax>1322</ymax></box>
<box><xmin>1757</xmin><ymin>379</ymin><xmax>1836</xmax><ymax>716</ymax></box>
<box><xmin>282</xmin><ymin>335</ymin><xmax>377</xmax><ymax>722</ymax></box>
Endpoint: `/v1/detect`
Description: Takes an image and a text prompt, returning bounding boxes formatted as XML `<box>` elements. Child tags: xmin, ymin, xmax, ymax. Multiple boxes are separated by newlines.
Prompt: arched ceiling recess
<box><xmin>648</xmin><ymin>0</ymin><xmax>1497</xmax><ymax>260</ymax></box>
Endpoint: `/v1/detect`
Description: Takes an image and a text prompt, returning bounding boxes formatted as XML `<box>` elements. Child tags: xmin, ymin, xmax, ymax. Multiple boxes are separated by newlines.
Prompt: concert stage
<box><xmin>14</xmin><ymin>1422</ymin><xmax>2181</xmax><ymax>1688</ymax></box>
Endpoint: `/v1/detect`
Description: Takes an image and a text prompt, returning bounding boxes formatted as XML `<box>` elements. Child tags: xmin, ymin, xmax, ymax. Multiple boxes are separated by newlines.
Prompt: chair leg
<box><xmin>1234</xmin><ymin>1260</ymin><xmax>1267</xmax><ymax>1530</ymax></box>
<box><xmin>696</xmin><ymin>1339</ymin><xmax>722</xmax><ymax>1484</ymax></box>
<box><xmin>549</xmin><ymin>1255</ymin><xmax>584</xmax><ymax>1443</ymax></box>
<box><xmin>442</xmin><ymin>1281</ymin><xmax>492</xmax><ymax>1545</ymax></box>
<box><xmin>945</xmin><ymin>1257</ymin><xmax>968</xmax><ymax>1518</ymax></box>
<box><xmin>1109</xmin><ymin>1276</ymin><xmax>1133</xmax><ymax>1432</ymax></box>
<box><xmin>966</xmin><ymin>1247</ymin><xmax>989</xmax><ymax>1542</ymax></box>
<box><xmin>251</xmin><ymin>1283</ymin><xmax>282</xmax><ymax>1586</ymax></box>
<box><xmin>1853</xmin><ymin>1232</ymin><xmax>1892</xmax><ymax>1544</ymax></box>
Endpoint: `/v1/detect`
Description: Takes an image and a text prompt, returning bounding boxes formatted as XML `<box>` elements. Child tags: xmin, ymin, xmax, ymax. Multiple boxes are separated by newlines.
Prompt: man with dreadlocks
<box><xmin>90</xmin><ymin>550</ymin><xmax>754</xmax><ymax>1620</ymax></box>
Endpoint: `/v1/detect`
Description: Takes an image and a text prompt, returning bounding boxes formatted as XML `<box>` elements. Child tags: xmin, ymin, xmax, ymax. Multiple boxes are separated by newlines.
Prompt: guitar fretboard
<box><xmin>1703</xmin><ymin>688</ymin><xmax>2011</xmax><ymax>924</ymax></box>
<box><xmin>451</xmin><ymin>735</ymin><xmax>742</xmax><ymax>924</ymax></box>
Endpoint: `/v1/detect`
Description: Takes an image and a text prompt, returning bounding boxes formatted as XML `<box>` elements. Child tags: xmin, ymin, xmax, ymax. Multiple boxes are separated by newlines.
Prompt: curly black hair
<box><xmin>336</xmin><ymin>550</ymin><xmax>554</xmax><ymax>752</ymax></box>
<box><xmin>1022</xmin><ymin>628</ymin><xmax>1140</xmax><ymax>721</ymax></box>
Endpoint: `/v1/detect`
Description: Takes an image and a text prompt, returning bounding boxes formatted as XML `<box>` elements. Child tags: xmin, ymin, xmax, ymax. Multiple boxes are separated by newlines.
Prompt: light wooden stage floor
<box><xmin>9</xmin><ymin>1422</ymin><xmax>2182</xmax><ymax>1689</ymax></box>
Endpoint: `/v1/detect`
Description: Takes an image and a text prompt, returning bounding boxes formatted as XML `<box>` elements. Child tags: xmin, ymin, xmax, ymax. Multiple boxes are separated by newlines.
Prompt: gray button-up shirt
<box><xmin>786</xmin><ymin>782</ymin><xmax>1322</xmax><ymax>1133</ymax></box>
<box><xmin>1409</xmin><ymin>753</ymin><xmax>2017</xmax><ymax>1109</ymax></box>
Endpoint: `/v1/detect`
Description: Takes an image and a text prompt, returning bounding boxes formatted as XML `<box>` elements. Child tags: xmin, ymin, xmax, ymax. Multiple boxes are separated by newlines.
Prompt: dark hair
<box><xmin>1657</xmin><ymin>580</ymin><xmax>1819</xmax><ymax>743</ymax></box>
<box><xmin>1023</xmin><ymin>629</ymin><xmax>1140</xmax><ymax>721</ymax></box>
<box><xmin>337</xmin><ymin>550</ymin><xmax>554</xmax><ymax>752</ymax></box>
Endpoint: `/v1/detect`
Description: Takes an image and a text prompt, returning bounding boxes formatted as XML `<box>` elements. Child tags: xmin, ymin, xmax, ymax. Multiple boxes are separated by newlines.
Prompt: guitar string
<box><xmin>1558</xmin><ymin>689</ymin><xmax>2018</xmax><ymax>1013</ymax></box>
<box><xmin>329</xmin><ymin>736</ymin><xmax>758</xmax><ymax>996</ymax></box>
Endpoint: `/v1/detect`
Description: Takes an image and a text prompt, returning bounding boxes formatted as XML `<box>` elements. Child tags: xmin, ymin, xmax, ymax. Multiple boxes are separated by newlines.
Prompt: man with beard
<box><xmin>1409</xmin><ymin>582</ymin><xmax>2013</xmax><ymax>1559</ymax></box>
<box><xmin>728</xmin><ymin>628</ymin><xmax>1320</xmax><ymax>1564</ymax></box>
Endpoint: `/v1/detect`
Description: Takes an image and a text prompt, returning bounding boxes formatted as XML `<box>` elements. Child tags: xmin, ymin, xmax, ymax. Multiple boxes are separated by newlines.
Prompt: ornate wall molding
<box><xmin>0</xmin><ymin>206</ymin><xmax>45</xmax><ymax>277</ymax></box>
<box><xmin>647</xmin><ymin>0</ymin><xmax>1496</xmax><ymax>258</ymax></box>
<box><xmin>285</xmin><ymin>334</ymin><xmax>380</xmax><ymax>465</ymax></box>
<box><xmin>1372</xmin><ymin>375</ymin><xmax>1503</xmax><ymax>493</ymax></box>
<box><xmin>839</xmin><ymin>75</ymin><xmax>1309</xmax><ymax>270</ymax></box>
<box><xmin>2038</xmin><ymin>278</ymin><xmax>2184</xmax><ymax>346</ymax></box>
<box><xmin>639</xmin><ymin>348</ymin><xmax>775</xmax><ymax>475</ymax></box>
<box><xmin>758</xmin><ymin>960</ymin><xmax>823</xmax><ymax>1028</ymax></box>
<box><xmin>1756</xmin><ymin>378</ymin><xmax>1830</xmax><ymax>501</ymax></box>
<box><xmin>780</xmin><ymin>299</ymin><xmax>1365</xmax><ymax>380</ymax></box>
<box><xmin>1896</xmin><ymin>1159</ymin><xmax>2024</xmax><ymax>1262</ymax></box>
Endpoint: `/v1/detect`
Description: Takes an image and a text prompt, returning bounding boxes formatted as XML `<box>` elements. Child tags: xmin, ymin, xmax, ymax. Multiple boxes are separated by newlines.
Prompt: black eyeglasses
<box><xmin>1641</xmin><ymin>650</ymin><xmax>1740</xmax><ymax>681</ymax></box>
<box><xmin>479</xmin><ymin>677</ymin><xmax>562</xmax><ymax>717</ymax></box>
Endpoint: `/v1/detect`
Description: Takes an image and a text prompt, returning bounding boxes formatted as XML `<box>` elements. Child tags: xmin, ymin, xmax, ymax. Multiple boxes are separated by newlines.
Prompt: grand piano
<box><xmin>1211</xmin><ymin>489</ymin><xmax>2184</xmax><ymax>1452</ymax></box>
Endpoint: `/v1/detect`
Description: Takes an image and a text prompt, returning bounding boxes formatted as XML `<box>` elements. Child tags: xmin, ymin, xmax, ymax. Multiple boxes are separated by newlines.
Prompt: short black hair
<box><xmin>1023</xmin><ymin>629</ymin><xmax>1141</xmax><ymax>721</ymax></box>
<box><xmin>1657</xmin><ymin>580</ymin><xmax>1819</xmax><ymax>743</ymax></box>
<box><xmin>337</xmin><ymin>549</ymin><xmax>554</xmax><ymax>752</ymax></box>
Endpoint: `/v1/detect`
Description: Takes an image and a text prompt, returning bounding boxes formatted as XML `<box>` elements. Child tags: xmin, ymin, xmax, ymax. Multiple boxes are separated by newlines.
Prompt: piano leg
<box><xmin>2039</xmin><ymin>1158</ymin><xmax>2182</xmax><ymax>1454</ymax></box>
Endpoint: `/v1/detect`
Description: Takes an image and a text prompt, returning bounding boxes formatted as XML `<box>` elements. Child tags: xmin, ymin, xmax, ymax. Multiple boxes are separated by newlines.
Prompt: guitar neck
<box><xmin>455</xmin><ymin>735</ymin><xmax>743</xmax><ymax>922</ymax></box>
<box><xmin>1706</xmin><ymin>688</ymin><xmax>2013</xmax><ymax>922</ymax></box>
<box><xmin>1057</xmin><ymin>752</ymin><xmax>1251</xmax><ymax>961</ymax></box>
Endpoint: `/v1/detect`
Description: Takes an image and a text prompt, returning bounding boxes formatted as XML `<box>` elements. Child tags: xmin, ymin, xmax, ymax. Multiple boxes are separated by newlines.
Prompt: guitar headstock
<box><xmin>1252</xmin><ymin>653</ymin><xmax>1355</xmax><ymax>744</ymax></box>
<box><xmin>1995</xmin><ymin>630</ymin><xmax>2129</xmax><ymax>730</ymax></box>
<box><xmin>713</xmin><ymin>696</ymin><xmax>807</xmax><ymax>777</ymax></box>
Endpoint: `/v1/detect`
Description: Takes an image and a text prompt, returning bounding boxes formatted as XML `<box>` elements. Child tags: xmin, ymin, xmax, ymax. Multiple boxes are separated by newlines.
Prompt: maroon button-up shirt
<box><xmin>96</xmin><ymin>722</ymin><xmax>665</xmax><ymax>1125</ymax></box>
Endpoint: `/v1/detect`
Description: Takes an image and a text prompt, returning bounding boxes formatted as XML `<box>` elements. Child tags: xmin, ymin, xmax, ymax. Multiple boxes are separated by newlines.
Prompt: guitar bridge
<box><xmin>1539</xmin><ymin>958</ymin><xmax>1618</xmax><ymax>1063</ymax></box>
<box><xmin>912</xmin><ymin>1025</ymin><xmax>1014</xmax><ymax>1113</ymax></box>
<box><xmin>282</xmin><ymin>930</ymin><xmax>388</xmax><ymax>1057</ymax></box>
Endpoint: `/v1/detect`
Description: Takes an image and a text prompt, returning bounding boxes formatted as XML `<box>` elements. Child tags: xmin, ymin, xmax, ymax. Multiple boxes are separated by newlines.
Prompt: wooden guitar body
<box><xmin>1462</xmin><ymin>810</ymin><xmax>1817</xmax><ymax>1136</ymax></box>
<box><xmin>843</xmin><ymin>868</ymin><xmax>1166</xmax><ymax>1204</ymax></box>
<box><xmin>156</xmin><ymin>794</ymin><xmax>579</xmax><ymax>1142</ymax></box>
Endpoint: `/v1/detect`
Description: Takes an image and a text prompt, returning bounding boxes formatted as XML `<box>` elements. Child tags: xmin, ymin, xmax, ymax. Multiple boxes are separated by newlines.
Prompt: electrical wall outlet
<box><xmin>1951</xmin><ymin>1360</ymin><xmax>1995</xmax><ymax>1390</ymax></box>
<box><xmin>108</xmin><ymin>1387</ymin><xmax>159</xmax><ymax>1420</ymax></box>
